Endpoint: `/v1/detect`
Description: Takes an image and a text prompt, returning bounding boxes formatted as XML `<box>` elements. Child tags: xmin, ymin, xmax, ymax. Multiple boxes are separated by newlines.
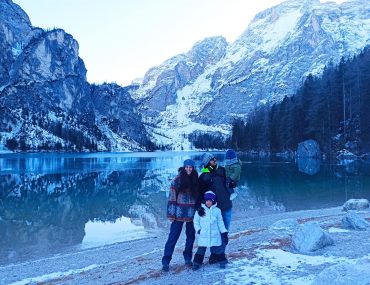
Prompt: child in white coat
<box><xmin>192</xmin><ymin>191</ymin><xmax>228</xmax><ymax>270</ymax></box>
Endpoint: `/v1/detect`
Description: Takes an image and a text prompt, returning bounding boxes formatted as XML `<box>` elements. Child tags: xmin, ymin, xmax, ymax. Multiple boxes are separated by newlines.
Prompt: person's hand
<box><xmin>228</xmin><ymin>180</ymin><xmax>237</xmax><ymax>188</ymax></box>
<box><xmin>221</xmin><ymin>232</ymin><xmax>229</xmax><ymax>245</ymax></box>
<box><xmin>197</xmin><ymin>207</ymin><xmax>205</xmax><ymax>217</ymax></box>
<box><xmin>197</xmin><ymin>230</ymin><xmax>201</xmax><ymax>234</ymax></box>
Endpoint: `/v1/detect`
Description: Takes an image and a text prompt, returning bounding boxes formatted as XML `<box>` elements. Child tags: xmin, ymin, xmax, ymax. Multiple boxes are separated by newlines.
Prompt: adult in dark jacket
<box><xmin>162</xmin><ymin>159</ymin><xmax>199</xmax><ymax>272</ymax></box>
<box><xmin>197</xmin><ymin>152</ymin><xmax>232</xmax><ymax>263</ymax></box>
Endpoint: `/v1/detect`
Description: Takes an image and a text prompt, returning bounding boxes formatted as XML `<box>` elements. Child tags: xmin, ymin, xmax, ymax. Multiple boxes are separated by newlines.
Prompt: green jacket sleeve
<box><xmin>227</xmin><ymin>161</ymin><xmax>242</xmax><ymax>181</ymax></box>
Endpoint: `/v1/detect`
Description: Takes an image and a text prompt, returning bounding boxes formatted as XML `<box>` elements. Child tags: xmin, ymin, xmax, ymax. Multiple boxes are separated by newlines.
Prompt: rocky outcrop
<box><xmin>0</xmin><ymin>0</ymin><xmax>32</xmax><ymax>86</ymax></box>
<box><xmin>133</xmin><ymin>36</ymin><xmax>228</xmax><ymax>119</ymax></box>
<box><xmin>342</xmin><ymin>211</ymin><xmax>370</xmax><ymax>230</ymax></box>
<box><xmin>0</xmin><ymin>0</ymin><xmax>151</xmax><ymax>151</ymax></box>
<box><xmin>91</xmin><ymin>83</ymin><xmax>152</xmax><ymax>150</ymax></box>
<box><xmin>297</xmin><ymin>157</ymin><xmax>320</xmax><ymax>175</ymax></box>
<box><xmin>343</xmin><ymin>199</ymin><xmax>370</xmax><ymax>211</ymax></box>
<box><xmin>296</xmin><ymin>140</ymin><xmax>321</xmax><ymax>174</ymax></box>
<box><xmin>131</xmin><ymin>0</ymin><xmax>370</xmax><ymax>149</ymax></box>
<box><xmin>313</xmin><ymin>261</ymin><xmax>370</xmax><ymax>285</ymax></box>
<box><xmin>3</xmin><ymin>0</ymin><xmax>370</xmax><ymax>151</ymax></box>
<box><xmin>297</xmin><ymin>139</ymin><xmax>321</xmax><ymax>158</ymax></box>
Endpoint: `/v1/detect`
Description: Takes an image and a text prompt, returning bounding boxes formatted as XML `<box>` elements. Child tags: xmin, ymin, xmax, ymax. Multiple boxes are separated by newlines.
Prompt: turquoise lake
<box><xmin>0</xmin><ymin>151</ymin><xmax>369</xmax><ymax>265</ymax></box>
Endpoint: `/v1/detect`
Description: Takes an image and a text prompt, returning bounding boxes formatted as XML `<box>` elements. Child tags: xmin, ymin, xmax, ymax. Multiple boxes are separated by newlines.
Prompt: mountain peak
<box><xmin>0</xmin><ymin>0</ymin><xmax>31</xmax><ymax>27</ymax></box>
<box><xmin>131</xmin><ymin>0</ymin><xmax>370</xmax><ymax>150</ymax></box>
<box><xmin>0</xmin><ymin>0</ymin><xmax>152</xmax><ymax>152</ymax></box>
<box><xmin>188</xmin><ymin>36</ymin><xmax>228</xmax><ymax>65</ymax></box>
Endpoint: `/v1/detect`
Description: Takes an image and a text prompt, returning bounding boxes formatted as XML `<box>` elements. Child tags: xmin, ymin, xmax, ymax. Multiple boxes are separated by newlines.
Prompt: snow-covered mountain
<box><xmin>0</xmin><ymin>0</ymin><xmax>151</xmax><ymax>152</ymax></box>
<box><xmin>2</xmin><ymin>0</ymin><xmax>370</xmax><ymax>152</ymax></box>
<box><xmin>130</xmin><ymin>0</ymin><xmax>370</xmax><ymax>150</ymax></box>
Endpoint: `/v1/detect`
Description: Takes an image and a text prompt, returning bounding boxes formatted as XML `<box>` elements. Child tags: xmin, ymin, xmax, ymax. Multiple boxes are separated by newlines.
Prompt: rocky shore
<box><xmin>1</xmin><ymin>203</ymin><xmax>370</xmax><ymax>285</ymax></box>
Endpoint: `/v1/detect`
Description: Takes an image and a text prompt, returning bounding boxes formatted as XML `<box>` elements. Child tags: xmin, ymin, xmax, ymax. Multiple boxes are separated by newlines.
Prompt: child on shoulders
<box><xmin>224</xmin><ymin>149</ymin><xmax>242</xmax><ymax>200</ymax></box>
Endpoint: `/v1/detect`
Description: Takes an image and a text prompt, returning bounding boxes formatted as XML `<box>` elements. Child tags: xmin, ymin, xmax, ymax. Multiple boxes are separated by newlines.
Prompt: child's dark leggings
<box><xmin>195</xmin><ymin>245</ymin><xmax>224</xmax><ymax>255</ymax></box>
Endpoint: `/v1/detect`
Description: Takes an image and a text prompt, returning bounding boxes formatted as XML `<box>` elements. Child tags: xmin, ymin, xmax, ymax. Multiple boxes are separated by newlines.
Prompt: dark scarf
<box><xmin>207</xmin><ymin>164</ymin><xmax>218</xmax><ymax>173</ymax></box>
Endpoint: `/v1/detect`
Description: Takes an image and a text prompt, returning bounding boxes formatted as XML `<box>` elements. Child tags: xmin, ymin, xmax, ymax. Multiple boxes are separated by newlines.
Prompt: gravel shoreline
<box><xmin>1</xmin><ymin>206</ymin><xmax>370</xmax><ymax>285</ymax></box>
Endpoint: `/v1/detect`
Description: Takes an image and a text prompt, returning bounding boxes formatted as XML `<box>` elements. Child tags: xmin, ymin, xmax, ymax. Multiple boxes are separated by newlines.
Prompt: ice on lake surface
<box><xmin>1</xmin><ymin>151</ymin><xmax>370</xmax><ymax>265</ymax></box>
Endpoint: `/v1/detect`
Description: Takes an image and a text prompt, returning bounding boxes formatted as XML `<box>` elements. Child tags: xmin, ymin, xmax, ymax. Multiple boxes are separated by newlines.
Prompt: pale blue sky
<box><xmin>13</xmin><ymin>0</ymin><xmax>346</xmax><ymax>86</ymax></box>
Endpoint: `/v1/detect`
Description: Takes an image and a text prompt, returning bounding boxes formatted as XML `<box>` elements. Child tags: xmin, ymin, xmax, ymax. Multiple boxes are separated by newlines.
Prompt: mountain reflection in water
<box><xmin>0</xmin><ymin>152</ymin><xmax>369</xmax><ymax>265</ymax></box>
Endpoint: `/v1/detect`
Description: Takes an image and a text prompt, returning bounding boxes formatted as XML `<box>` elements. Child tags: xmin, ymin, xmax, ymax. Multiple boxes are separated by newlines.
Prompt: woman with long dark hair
<box><xmin>161</xmin><ymin>159</ymin><xmax>199</xmax><ymax>272</ymax></box>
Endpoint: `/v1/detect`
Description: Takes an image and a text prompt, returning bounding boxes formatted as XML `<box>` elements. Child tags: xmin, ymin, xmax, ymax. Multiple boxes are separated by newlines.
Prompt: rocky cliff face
<box><xmin>132</xmin><ymin>36</ymin><xmax>228</xmax><ymax>118</ymax></box>
<box><xmin>0</xmin><ymin>0</ymin><xmax>32</xmax><ymax>87</ymax></box>
<box><xmin>0</xmin><ymin>0</ymin><xmax>151</xmax><ymax>152</ymax></box>
<box><xmin>91</xmin><ymin>83</ymin><xmax>150</xmax><ymax>150</ymax></box>
<box><xmin>131</xmin><ymin>0</ymin><xmax>370</xmax><ymax>149</ymax></box>
<box><xmin>2</xmin><ymin>0</ymin><xmax>370</xmax><ymax>151</ymax></box>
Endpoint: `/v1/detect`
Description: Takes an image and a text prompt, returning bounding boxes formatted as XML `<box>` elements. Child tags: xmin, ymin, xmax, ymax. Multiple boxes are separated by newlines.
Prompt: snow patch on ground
<box><xmin>328</xmin><ymin>227</ymin><xmax>350</xmax><ymax>233</ymax></box>
<box><xmin>223</xmin><ymin>249</ymin><xmax>357</xmax><ymax>285</ymax></box>
<box><xmin>8</xmin><ymin>264</ymin><xmax>99</xmax><ymax>285</ymax></box>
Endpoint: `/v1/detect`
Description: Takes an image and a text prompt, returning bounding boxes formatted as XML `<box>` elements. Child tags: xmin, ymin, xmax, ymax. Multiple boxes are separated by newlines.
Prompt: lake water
<box><xmin>1</xmin><ymin>151</ymin><xmax>370</xmax><ymax>265</ymax></box>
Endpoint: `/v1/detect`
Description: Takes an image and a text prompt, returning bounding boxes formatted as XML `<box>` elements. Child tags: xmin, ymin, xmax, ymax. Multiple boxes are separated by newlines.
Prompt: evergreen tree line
<box><xmin>189</xmin><ymin>132</ymin><xmax>230</xmax><ymax>150</ymax></box>
<box><xmin>231</xmin><ymin>46</ymin><xmax>370</xmax><ymax>157</ymax></box>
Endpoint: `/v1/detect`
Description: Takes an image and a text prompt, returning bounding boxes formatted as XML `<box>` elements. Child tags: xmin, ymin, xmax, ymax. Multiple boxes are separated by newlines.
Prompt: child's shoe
<box><xmin>162</xmin><ymin>264</ymin><xmax>169</xmax><ymax>272</ymax></box>
<box><xmin>230</xmin><ymin>192</ymin><xmax>238</xmax><ymax>200</ymax></box>
<box><xmin>192</xmin><ymin>263</ymin><xmax>201</xmax><ymax>270</ymax></box>
<box><xmin>208</xmin><ymin>253</ymin><xmax>217</xmax><ymax>264</ymax></box>
<box><xmin>215</xmin><ymin>253</ymin><xmax>228</xmax><ymax>268</ymax></box>
<box><xmin>192</xmin><ymin>253</ymin><xmax>204</xmax><ymax>270</ymax></box>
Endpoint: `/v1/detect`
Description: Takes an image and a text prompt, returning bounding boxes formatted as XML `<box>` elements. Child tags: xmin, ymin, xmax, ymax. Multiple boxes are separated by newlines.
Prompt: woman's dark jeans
<box><xmin>162</xmin><ymin>220</ymin><xmax>195</xmax><ymax>265</ymax></box>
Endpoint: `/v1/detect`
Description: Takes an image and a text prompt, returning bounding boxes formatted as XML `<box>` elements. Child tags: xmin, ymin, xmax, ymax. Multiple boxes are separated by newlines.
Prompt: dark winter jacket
<box><xmin>198</xmin><ymin>165</ymin><xmax>232</xmax><ymax>212</ymax></box>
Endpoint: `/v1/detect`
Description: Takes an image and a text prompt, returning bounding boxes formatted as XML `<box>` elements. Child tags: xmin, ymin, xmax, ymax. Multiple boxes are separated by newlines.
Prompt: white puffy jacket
<box><xmin>193</xmin><ymin>203</ymin><xmax>227</xmax><ymax>247</ymax></box>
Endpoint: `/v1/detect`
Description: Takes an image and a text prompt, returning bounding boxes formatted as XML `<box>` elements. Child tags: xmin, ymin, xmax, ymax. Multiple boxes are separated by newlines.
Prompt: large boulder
<box><xmin>297</xmin><ymin>139</ymin><xmax>321</xmax><ymax>158</ymax></box>
<box><xmin>297</xmin><ymin>157</ymin><xmax>320</xmax><ymax>175</ymax></box>
<box><xmin>342</xmin><ymin>211</ymin><xmax>370</xmax><ymax>230</ymax></box>
<box><xmin>342</xmin><ymin>199</ymin><xmax>369</xmax><ymax>211</ymax></box>
<box><xmin>312</xmin><ymin>262</ymin><xmax>370</xmax><ymax>285</ymax></box>
<box><xmin>292</xmin><ymin>222</ymin><xmax>334</xmax><ymax>253</ymax></box>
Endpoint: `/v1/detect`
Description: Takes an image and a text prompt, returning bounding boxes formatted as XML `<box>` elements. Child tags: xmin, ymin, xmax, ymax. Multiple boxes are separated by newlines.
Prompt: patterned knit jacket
<box><xmin>167</xmin><ymin>174</ymin><xmax>197</xmax><ymax>222</ymax></box>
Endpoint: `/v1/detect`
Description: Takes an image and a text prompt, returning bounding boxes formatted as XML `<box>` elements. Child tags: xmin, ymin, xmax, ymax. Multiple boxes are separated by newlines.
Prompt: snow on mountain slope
<box><xmin>0</xmin><ymin>0</ymin><xmax>152</xmax><ymax>152</ymax></box>
<box><xmin>131</xmin><ymin>0</ymin><xmax>370</xmax><ymax>150</ymax></box>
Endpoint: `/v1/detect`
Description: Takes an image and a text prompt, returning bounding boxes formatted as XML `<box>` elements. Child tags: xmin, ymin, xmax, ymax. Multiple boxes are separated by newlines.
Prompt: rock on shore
<box><xmin>1</xmin><ymin>206</ymin><xmax>370</xmax><ymax>285</ymax></box>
